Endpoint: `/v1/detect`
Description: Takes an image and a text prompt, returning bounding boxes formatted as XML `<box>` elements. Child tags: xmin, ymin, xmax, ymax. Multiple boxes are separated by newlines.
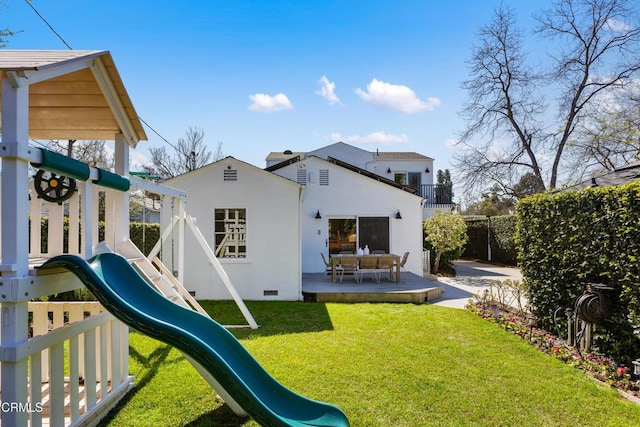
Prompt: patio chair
<box><xmin>399</xmin><ymin>251</ymin><xmax>409</xmax><ymax>272</ymax></box>
<box><xmin>339</xmin><ymin>250</ymin><xmax>354</xmax><ymax>254</ymax></box>
<box><xmin>371</xmin><ymin>250</ymin><xmax>386</xmax><ymax>254</ymax></box>
<box><xmin>376</xmin><ymin>255</ymin><xmax>396</xmax><ymax>282</ymax></box>
<box><xmin>338</xmin><ymin>254</ymin><xmax>359</xmax><ymax>283</ymax></box>
<box><xmin>321</xmin><ymin>252</ymin><xmax>342</xmax><ymax>275</ymax></box>
<box><xmin>356</xmin><ymin>255</ymin><xmax>380</xmax><ymax>283</ymax></box>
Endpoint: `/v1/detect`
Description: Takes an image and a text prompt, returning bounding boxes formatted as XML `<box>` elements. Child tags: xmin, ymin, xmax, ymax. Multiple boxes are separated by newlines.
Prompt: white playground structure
<box><xmin>0</xmin><ymin>51</ymin><xmax>254</xmax><ymax>426</ymax></box>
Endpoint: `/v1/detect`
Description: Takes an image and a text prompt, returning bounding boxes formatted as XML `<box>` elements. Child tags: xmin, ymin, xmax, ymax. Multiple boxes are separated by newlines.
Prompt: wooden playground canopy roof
<box><xmin>0</xmin><ymin>50</ymin><xmax>147</xmax><ymax>146</ymax></box>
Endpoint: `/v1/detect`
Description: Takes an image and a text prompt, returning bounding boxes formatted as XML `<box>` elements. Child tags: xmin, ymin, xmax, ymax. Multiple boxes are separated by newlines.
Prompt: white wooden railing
<box><xmin>0</xmin><ymin>301</ymin><xmax>132</xmax><ymax>426</ymax></box>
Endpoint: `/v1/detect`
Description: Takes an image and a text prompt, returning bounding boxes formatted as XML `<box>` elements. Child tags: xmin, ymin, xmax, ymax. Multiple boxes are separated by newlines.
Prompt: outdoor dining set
<box><xmin>322</xmin><ymin>251</ymin><xmax>410</xmax><ymax>284</ymax></box>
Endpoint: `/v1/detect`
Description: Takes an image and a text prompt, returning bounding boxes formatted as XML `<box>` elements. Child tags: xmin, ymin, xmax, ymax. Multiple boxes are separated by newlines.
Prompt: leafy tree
<box><xmin>144</xmin><ymin>126</ymin><xmax>222</xmax><ymax>180</ymax></box>
<box><xmin>455</xmin><ymin>0</ymin><xmax>640</xmax><ymax>195</ymax></box>
<box><xmin>423</xmin><ymin>211</ymin><xmax>468</xmax><ymax>274</ymax></box>
<box><xmin>512</xmin><ymin>172</ymin><xmax>545</xmax><ymax>199</ymax></box>
<box><xmin>463</xmin><ymin>185</ymin><xmax>516</xmax><ymax>216</ymax></box>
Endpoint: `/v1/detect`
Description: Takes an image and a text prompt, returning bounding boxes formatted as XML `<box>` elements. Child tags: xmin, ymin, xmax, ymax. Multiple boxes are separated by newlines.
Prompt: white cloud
<box><xmin>248</xmin><ymin>93</ymin><xmax>293</xmax><ymax>113</ymax></box>
<box><xmin>129</xmin><ymin>149</ymin><xmax>152</xmax><ymax>172</ymax></box>
<box><xmin>316</xmin><ymin>75</ymin><xmax>341</xmax><ymax>105</ymax></box>
<box><xmin>354</xmin><ymin>78</ymin><xmax>440</xmax><ymax>114</ymax></box>
<box><xmin>606</xmin><ymin>18</ymin><xmax>633</xmax><ymax>31</ymax></box>
<box><xmin>331</xmin><ymin>131</ymin><xmax>408</xmax><ymax>145</ymax></box>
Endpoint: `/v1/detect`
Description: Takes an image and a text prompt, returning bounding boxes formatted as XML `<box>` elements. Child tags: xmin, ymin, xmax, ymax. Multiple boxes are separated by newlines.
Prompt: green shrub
<box><xmin>424</xmin><ymin>212</ymin><xmax>468</xmax><ymax>274</ymax></box>
<box><xmin>130</xmin><ymin>222</ymin><xmax>160</xmax><ymax>256</ymax></box>
<box><xmin>516</xmin><ymin>182</ymin><xmax>640</xmax><ymax>363</ymax></box>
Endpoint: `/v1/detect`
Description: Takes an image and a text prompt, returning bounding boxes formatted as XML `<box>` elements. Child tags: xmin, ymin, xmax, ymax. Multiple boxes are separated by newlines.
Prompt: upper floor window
<box><xmin>394</xmin><ymin>172</ymin><xmax>421</xmax><ymax>190</ymax></box>
<box><xmin>394</xmin><ymin>173</ymin><xmax>406</xmax><ymax>185</ymax></box>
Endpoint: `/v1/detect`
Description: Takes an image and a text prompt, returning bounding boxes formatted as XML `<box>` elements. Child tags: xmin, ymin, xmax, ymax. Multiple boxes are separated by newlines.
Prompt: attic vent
<box><xmin>319</xmin><ymin>169</ymin><xmax>329</xmax><ymax>186</ymax></box>
<box><xmin>297</xmin><ymin>168</ymin><xmax>307</xmax><ymax>185</ymax></box>
<box><xmin>224</xmin><ymin>169</ymin><xmax>238</xmax><ymax>181</ymax></box>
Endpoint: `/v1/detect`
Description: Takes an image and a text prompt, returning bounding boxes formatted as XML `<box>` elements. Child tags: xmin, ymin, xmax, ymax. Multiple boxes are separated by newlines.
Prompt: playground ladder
<box><xmin>116</xmin><ymin>239</ymin><xmax>209</xmax><ymax>316</ymax></box>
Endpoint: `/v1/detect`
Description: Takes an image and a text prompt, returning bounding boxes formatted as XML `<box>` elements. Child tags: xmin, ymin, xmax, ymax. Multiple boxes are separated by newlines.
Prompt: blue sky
<box><xmin>4</xmin><ymin>0</ymin><xmax>550</xmax><ymax>173</ymax></box>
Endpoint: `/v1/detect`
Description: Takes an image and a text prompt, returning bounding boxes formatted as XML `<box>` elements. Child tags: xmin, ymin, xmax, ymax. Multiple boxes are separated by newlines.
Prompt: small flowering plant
<box><xmin>466</xmin><ymin>294</ymin><xmax>639</xmax><ymax>396</ymax></box>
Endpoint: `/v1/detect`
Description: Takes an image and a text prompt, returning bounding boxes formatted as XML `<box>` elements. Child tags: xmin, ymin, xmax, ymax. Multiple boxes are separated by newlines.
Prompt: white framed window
<box><xmin>394</xmin><ymin>172</ymin><xmax>406</xmax><ymax>185</ymax></box>
<box><xmin>214</xmin><ymin>208</ymin><xmax>246</xmax><ymax>257</ymax></box>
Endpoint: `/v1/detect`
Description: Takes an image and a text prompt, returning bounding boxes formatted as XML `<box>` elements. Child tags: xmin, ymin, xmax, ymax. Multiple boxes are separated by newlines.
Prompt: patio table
<box><xmin>330</xmin><ymin>253</ymin><xmax>401</xmax><ymax>283</ymax></box>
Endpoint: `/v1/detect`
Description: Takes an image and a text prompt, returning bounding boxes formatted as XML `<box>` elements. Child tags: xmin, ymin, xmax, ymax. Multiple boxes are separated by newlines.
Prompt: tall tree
<box><xmin>455</xmin><ymin>0</ymin><xmax>640</xmax><ymax>194</ymax></box>
<box><xmin>144</xmin><ymin>127</ymin><xmax>221</xmax><ymax>180</ymax></box>
<box><xmin>462</xmin><ymin>185</ymin><xmax>516</xmax><ymax>216</ymax></box>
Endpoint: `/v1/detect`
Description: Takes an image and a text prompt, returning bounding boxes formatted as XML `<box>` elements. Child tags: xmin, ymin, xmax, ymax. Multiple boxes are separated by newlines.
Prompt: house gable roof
<box><xmin>265</xmin><ymin>142</ymin><xmax>434</xmax><ymax>165</ymax></box>
<box><xmin>375</xmin><ymin>151</ymin><xmax>434</xmax><ymax>161</ymax></box>
<box><xmin>264</xmin><ymin>155</ymin><xmax>301</xmax><ymax>172</ymax></box>
<box><xmin>555</xmin><ymin>161</ymin><xmax>640</xmax><ymax>192</ymax></box>
<box><xmin>0</xmin><ymin>50</ymin><xmax>146</xmax><ymax>146</ymax></box>
<box><xmin>325</xmin><ymin>157</ymin><xmax>417</xmax><ymax>194</ymax></box>
<box><xmin>165</xmin><ymin>156</ymin><xmax>302</xmax><ymax>189</ymax></box>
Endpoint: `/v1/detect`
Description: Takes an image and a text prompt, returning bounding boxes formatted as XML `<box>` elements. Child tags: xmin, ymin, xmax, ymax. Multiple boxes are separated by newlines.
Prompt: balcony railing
<box><xmin>413</xmin><ymin>184</ymin><xmax>453</xmax><ymax>208</ymax></box>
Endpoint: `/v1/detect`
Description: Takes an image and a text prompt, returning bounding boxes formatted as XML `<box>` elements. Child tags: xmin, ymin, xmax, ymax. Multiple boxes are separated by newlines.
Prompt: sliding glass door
<box><xmin>328</xmin><ymin>216</ymin><xmax>390</xmax><ymax>255</ymax></box>
<box><xmin>328</xmin><ymin>218</ymin><xmax>357</xmax><ymax>255</ymax></box>
<box><xmin>358</xmin><ymin>217</ymin><xmax>389</xmax><ymax>253</ymax></box>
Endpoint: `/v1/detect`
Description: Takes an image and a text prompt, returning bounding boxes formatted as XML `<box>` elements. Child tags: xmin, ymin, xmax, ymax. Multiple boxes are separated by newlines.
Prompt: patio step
<box><xmin>303</xmin><ymin>286</ymin><xmax>442</xmax><ymax>304</ymax></box>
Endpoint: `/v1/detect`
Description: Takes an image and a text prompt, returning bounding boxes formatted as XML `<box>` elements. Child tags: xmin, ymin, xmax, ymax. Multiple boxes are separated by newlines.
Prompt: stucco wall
<box><xmin>162</xmin><ymin>158</ymin><xmax>302</xmax><ymax>300</ymax></box>
<box><xmin>274</xmin><ymin>157</ymin><xmax>424</xmax><ymax>275</ymax></box>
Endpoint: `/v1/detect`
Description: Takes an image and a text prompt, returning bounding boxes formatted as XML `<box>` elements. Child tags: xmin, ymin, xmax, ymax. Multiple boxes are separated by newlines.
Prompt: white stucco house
<box><xmin>161</xmin><ymin>157</ymin><xmax>303</xmax><ymax>300</ymax></box>
<box><xmin>159</xmin><ymin>142</ymin><xmax>447</xmax><ymax>301</ymax></box>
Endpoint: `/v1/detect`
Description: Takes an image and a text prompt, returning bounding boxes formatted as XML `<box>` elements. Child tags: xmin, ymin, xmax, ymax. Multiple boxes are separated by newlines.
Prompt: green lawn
<box><xmin>100</xmin><ymin>301</ymin><xmax>640</xmax><ymax>426</ymax></box>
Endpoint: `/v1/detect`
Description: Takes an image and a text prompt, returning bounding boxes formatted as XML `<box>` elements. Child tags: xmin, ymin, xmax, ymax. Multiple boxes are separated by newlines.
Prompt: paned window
<box><xmin>214</xmin><ymin>208</ymin><xmax>246</xmax><ymax>257</ymax></box>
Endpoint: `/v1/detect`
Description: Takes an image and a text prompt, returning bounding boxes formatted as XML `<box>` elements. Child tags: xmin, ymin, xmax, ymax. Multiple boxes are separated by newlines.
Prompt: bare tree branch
<box><xmin>455</xmin><ymin>0</ymin><xmax>640</xmax><ymax>196</ymax></box>
<box><xmin>144</xmin><ymin>126</ymin><xmax>221</xmax><ymax>180</ymax></box>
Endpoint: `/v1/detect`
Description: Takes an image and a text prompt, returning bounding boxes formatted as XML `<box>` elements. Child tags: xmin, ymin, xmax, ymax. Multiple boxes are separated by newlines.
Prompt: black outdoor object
<box><xmin>575</xmin><ymin>283</ymin><xmax>621</xmax><ymax>325</ymax></box>
<box><xmin>33</xmin><ymin>169</ymin><xmax>77</xmax><ymax>205</ymax></box>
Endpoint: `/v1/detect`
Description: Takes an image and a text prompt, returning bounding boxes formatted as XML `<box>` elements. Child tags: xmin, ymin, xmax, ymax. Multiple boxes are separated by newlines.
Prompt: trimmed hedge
<box><xmin>516</xmin><ymin>182</ymin><xmax>640</xmax><ymax>363</ymax></box>
<box><xmin>463</xmin><ymin>216</ymin><xmax>517</xmax><ymax>266</ymax></box>
<box><xmin>130</xmin><ymin>222</ymin><xmax>161</xmax><ymax>256</ymax></box>
<box><xmin>34</xmin><ymin>218</ymin><xmax>160</xmax><ymax>256</ymax></box>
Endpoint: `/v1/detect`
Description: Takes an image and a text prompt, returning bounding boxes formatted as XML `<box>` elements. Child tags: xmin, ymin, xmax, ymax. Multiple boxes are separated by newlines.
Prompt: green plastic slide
<box><xmin>40</xmin><ymin>253</ymin><xmax>349</xmax><ymax>427</ymax></box>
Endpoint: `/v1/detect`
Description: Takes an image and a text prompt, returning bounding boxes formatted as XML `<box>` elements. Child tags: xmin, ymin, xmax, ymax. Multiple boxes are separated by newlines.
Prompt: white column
<box><xmin>1</xmin><ymin>72</ymin><xmax>31</xmax><ymax>427</ymax></box>
<box><xmin>81</xmin><ymin>181</ymin><xmax>94</xmax><ymax>258</ymax></box>
<box><xmin>178</xmin><ymin>198</ymin><xmax>185</xmax><ymax>284</ymax></box>
<box><xmin>113</xmin><ymin>133</ymin><xmax>130</xmax><ymax>245</ymax></box>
